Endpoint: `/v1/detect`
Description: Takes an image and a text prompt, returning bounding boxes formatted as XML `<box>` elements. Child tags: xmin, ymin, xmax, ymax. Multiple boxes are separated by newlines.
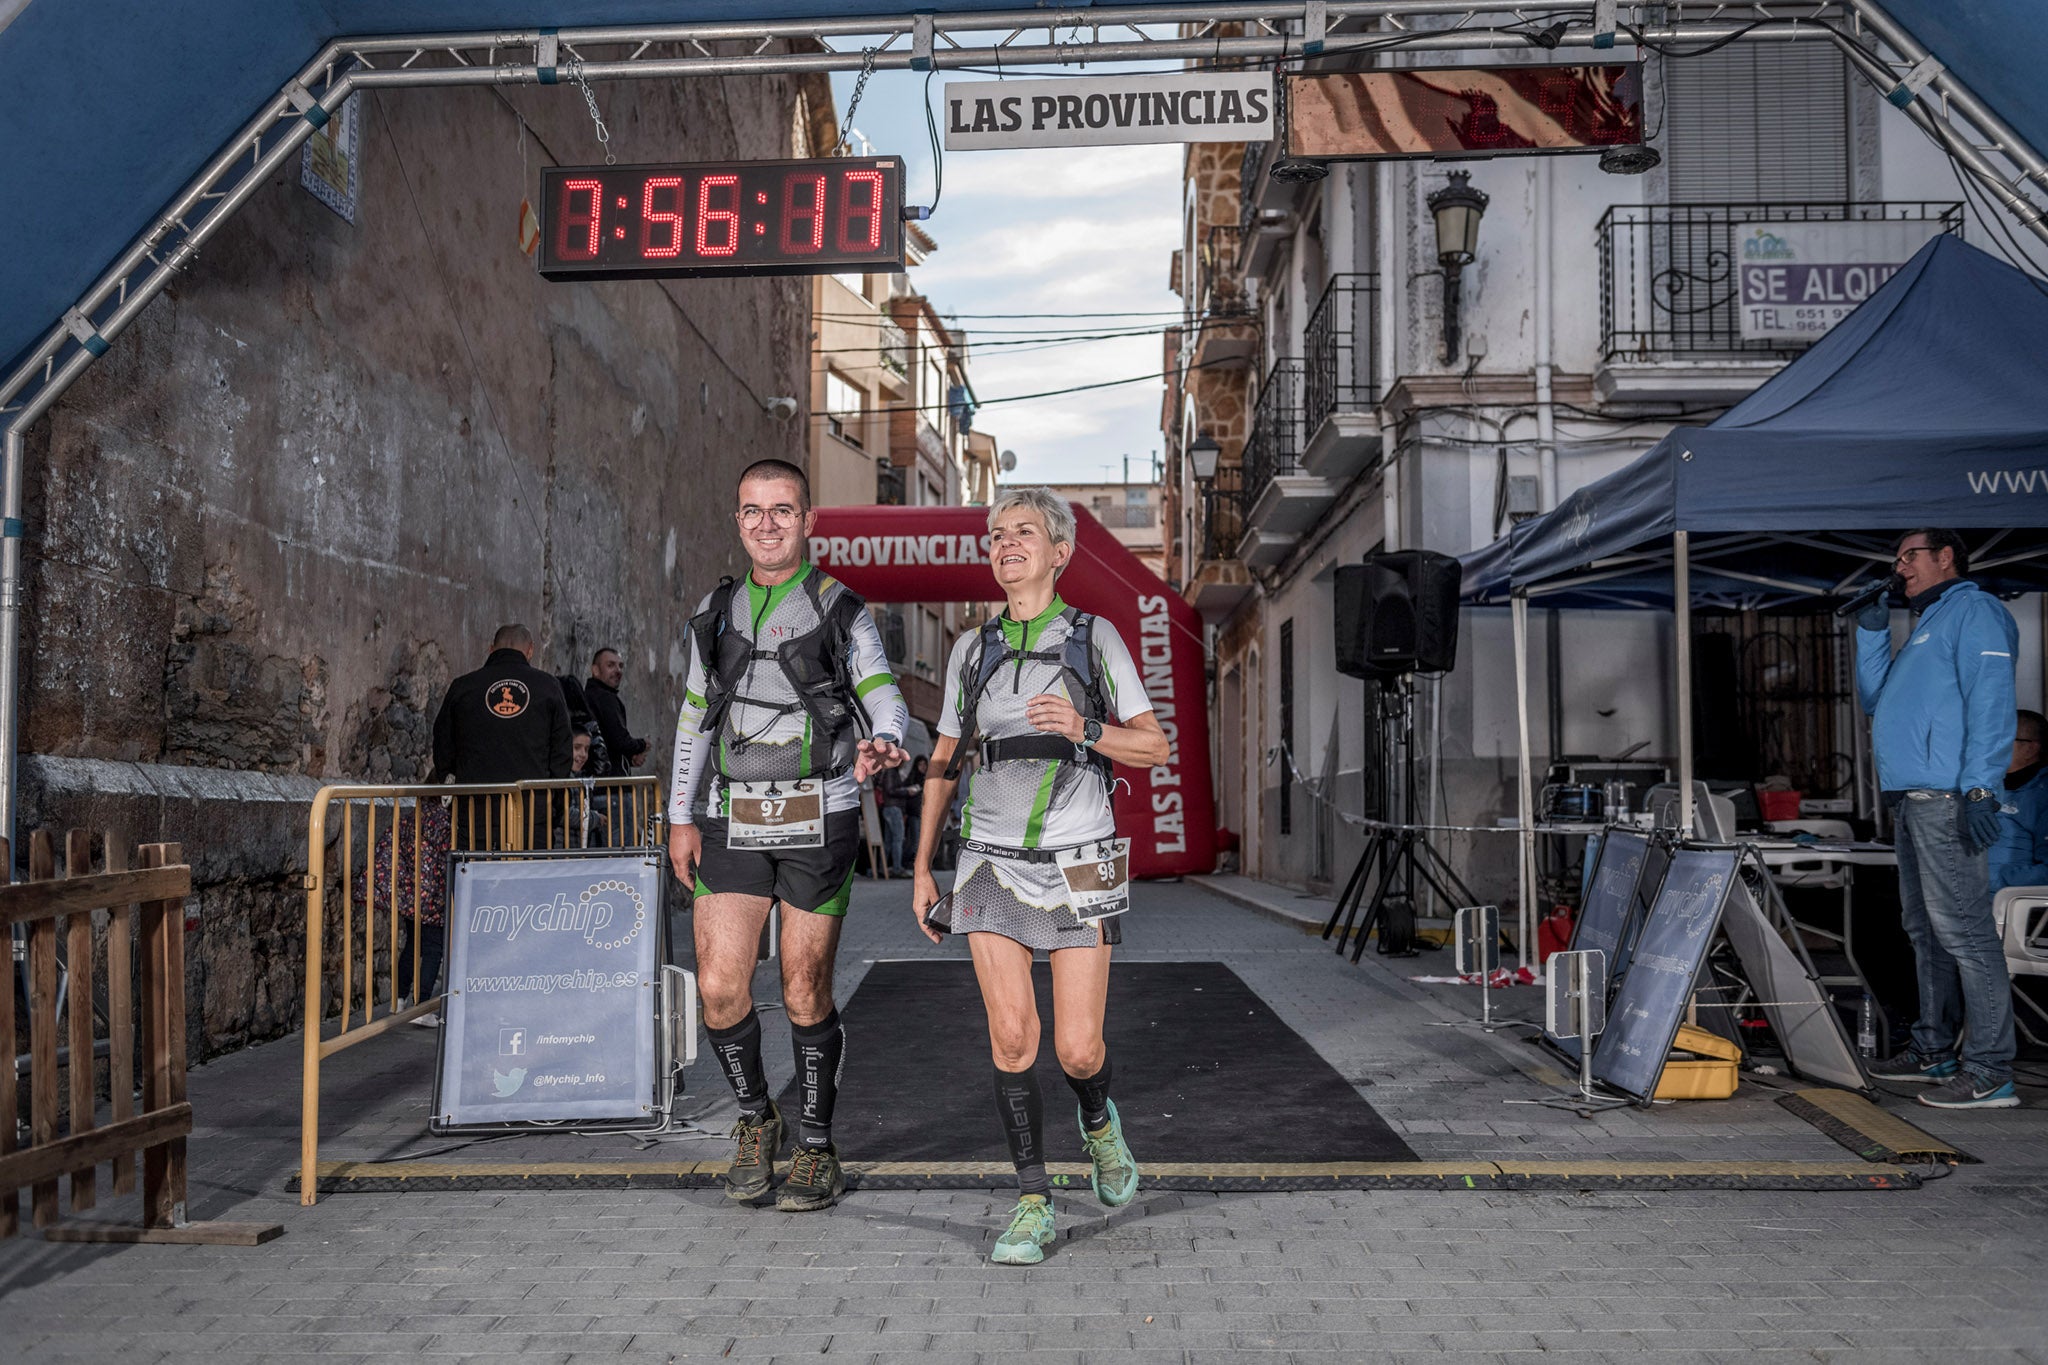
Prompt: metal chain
<box><xmin>835</xmin><ymin>47</ymin><xmax>879</xmax><ymax>155</ymax></box>
<box><xmin>566</xmin><ymin>59</ymin><xmax>615</xmax><ymax>165</ymax></box>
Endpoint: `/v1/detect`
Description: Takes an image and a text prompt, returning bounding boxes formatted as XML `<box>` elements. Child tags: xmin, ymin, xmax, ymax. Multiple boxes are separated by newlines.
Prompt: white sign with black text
<box><xmin>943</xmin><ymin>73</ymin><xmax>1274</xmax><ymax>150</ymax></box>
<box><xmin>1736</xmin><ymin>220</ymin><xmax>1945</xmax><ymax>341</ymax></box>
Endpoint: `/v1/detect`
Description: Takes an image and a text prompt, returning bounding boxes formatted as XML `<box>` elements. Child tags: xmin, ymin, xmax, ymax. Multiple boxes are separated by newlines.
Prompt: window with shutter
<box><xmin>1666</xmin><ymin>44</ymin><xmax>1849</xmax><ymax>204</ymax></box>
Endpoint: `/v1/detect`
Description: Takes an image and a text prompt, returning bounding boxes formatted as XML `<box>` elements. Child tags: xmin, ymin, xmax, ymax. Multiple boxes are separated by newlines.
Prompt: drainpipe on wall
<box><xmin>1533</xmin><ymin>159</ymin><xmax>1565</xmax><ymax>766</ymax></box>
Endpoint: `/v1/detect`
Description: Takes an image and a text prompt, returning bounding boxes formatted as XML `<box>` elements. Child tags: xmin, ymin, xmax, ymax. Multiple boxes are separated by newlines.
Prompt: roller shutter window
<box><xmin>1665</xmin><ymin>43</ymin><xmax>1848</xmax><ymax>204</ymax></box>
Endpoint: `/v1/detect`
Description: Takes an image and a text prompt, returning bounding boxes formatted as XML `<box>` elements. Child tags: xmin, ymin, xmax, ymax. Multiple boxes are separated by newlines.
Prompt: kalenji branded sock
<box><xmin>994</xmin><ymin>1066</ymin><xmax>1048</xmax><ymax>1197</ymax></box>
<box><xmin>706</xmin><ymin>1010</ymin><xmax>769</xmax><ymax>1116</ymax></box>
<box><xmin>1064</xmin><ymin>1057</ymin><xmax>1113</xmax><ymax>1132</ymax></box>
<box><xmin>790</xmin><ymin>1010</ymin><xmax>845</xmax><ymax>1149</ymax></box>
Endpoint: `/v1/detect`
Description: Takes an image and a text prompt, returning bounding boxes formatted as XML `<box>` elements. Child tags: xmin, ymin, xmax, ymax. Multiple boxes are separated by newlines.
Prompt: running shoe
<box><xmin>776</xmin><ymin>1142</ymin><xmax>846</xmax><ymax>1212</ymax></box>
<box><xmin>722</xmin><ymin>1101</ymin><xmax>783</xmax><ymax>1202</ymax></box>
<box><xmin>990</xmin><ymin>1194</ymin><xmax>1056</xmax><ymax>1265</ymax></box>
<box><xmin>1917</xmin><ymin>1074</ymin><xmax>2020</xmax><ymax>1110</ymax></box>
<box><xmin>1868</xmin><ymin>1050</ymin><xmax>1959</xmax><ymax>1084</ymax></box>
<box><xmin>1078</xmin><ymin>1099</ymin><xmax>1139</xmax><ymax>1207</ymax></box>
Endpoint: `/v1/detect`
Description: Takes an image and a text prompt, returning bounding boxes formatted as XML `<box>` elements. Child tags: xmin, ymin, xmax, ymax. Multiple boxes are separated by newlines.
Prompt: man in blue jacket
<box><xmin>1991</xmin><ymin>709</ymin><xmax>2048</xmax><ymax>893</ymax></box>
<box><xmin>1857</xmin><ymin>529</ymin><xmax>2018</xmax><ymax>1108</ymax></box>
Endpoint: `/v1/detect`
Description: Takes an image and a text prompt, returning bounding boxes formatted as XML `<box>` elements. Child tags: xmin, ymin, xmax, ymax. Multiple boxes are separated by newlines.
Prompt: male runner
<box><xmin>669</xmin><ymin>458</ymin><xmax>908</xmax><ymax>1210</ymax></box>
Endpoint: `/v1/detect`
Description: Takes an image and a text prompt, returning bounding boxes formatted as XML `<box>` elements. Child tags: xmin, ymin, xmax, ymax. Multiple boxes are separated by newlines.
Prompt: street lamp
<box><xmin>1426</xmin><ymin>170</ymin><xmax>1489</xmax><ymax>366</ymax></box>
<box><xmin>1188</xmin><ymin>432</ymin><xmax>1222</xmax><ymax>482</ymax></box>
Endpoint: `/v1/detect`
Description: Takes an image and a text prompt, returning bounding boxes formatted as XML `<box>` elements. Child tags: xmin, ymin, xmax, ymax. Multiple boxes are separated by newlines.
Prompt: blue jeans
<box><xmin>1893</xmin><ymin>791</ymin><xmax>2015</xmax><ymax>1084</ymax></box>
<box><xmin>879</xmin><ymin>804</ymin><xmax>905</xmax><ymax>874</ymax></box>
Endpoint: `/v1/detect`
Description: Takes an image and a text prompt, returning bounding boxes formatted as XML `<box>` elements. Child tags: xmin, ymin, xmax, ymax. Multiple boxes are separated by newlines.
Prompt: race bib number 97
<box><xmin>726</xmin><ymin>780</ymin><xmax>825</xmax><ymax>850</ymax></box>
<box><xmin>1056</xmin><ymin>838</ymin><xmax>1131</xmax><ymax>922</ymax></box>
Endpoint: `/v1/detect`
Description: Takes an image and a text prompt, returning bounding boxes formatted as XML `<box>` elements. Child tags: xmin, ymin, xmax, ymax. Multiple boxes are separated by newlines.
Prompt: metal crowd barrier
<box><xmin>299</xmin><ymin>776</ymin><xmax>662</xmax><ymax>1204</ymax></box>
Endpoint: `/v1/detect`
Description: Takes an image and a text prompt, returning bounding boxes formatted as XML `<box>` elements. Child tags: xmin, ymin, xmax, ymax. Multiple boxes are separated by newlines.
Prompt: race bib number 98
<box><xmin>726</xmin><ymin>780</ymin><xmax>825</xmax><ymax>849</ymax></box>
<box><xmin>1056</xmin><ymin>839</ymin><xmax>1131</xmax><ymax>922</ymax></box>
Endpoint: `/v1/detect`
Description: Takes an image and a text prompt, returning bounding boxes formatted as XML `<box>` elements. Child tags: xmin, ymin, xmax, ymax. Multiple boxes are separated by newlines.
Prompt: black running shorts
<box><xmin>689</xmin><ymin>809</ymin><xmax>862</xmax><ymax>916</ymax></box>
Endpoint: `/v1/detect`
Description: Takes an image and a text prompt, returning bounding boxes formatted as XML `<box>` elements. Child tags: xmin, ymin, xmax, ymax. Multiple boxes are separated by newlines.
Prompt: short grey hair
<box><xmin>987</xmin><ymin>487</ymin><xmax>1076</xmax><ymax>562</ymax></box>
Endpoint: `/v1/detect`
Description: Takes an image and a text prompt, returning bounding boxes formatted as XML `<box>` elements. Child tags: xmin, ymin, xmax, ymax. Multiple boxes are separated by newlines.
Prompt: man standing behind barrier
<box><xmin>668</xmin><ymin>458</ymin><xmax>909</xmax><ymax>1211</ymax></box>
<box><xmin>432</xmin><ymin>622</ymin><xmax>573</xmax><ymax>822</ymax></box>
<box><xmin>1856</xmin><ymin>529</ymin><xmax>2018</xmax><ymax>1109</ymax></box>
<box><xmin>1991</xmin><ymin>709</ymin><xmax>2048</xmax><ymax>892</ymax></box>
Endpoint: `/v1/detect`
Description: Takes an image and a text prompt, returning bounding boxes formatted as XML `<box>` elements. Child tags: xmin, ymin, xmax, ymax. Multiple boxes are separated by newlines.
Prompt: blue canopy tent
<box><xmin>1462</xmin><ymin>233</ymin><xmax>2048</xmax><ymax>916</ymax></box>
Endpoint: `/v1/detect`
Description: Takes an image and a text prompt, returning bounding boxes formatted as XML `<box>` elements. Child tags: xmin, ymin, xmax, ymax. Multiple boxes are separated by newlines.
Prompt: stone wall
<box><xmin>20</xmin><ymin>66</ymin><xmax>826</xmax><ymax>1059</ymax></box>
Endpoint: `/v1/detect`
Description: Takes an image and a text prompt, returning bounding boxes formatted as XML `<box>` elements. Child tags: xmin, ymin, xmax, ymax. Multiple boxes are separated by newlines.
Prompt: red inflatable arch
<box><xmin>809</xmin><ymin>504</ymin><xmax>1215</xmax><ymax>880</ymax></box>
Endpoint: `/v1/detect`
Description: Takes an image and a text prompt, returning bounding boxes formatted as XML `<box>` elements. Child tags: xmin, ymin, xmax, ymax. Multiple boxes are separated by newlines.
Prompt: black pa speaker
<box><xmin>1335</xmin><ymin>550</ymin><xmax>1462</xmax><ymax>679</ymax></box>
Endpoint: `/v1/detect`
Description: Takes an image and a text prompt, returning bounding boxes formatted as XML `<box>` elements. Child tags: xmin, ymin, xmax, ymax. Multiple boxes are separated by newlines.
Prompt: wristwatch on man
<box><xmin>1082</xmin><ymin>718</ymin><xmax>1104</xmax><ymax>749</ymax></box>
<box><xmin>873</xmin><ymin>732</ymin><xmax>900</xmax><ymax>748</ymax></box>
<box><xmin>1966</xmin><ymin>787</ymin><xmax>1997</xmax><ymax>803</ymax></box>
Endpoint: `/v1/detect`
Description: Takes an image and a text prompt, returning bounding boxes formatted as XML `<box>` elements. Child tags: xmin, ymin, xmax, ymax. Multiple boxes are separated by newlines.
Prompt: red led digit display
<box><xmin>1285</xmin><ymin>65</ymin><xmax>1642</xmax><ymax>161</ymax></box>
<box><xmin>539</xmin><ymin>157</ymin><xmax>905</xmax><ymax>281</ymax></box>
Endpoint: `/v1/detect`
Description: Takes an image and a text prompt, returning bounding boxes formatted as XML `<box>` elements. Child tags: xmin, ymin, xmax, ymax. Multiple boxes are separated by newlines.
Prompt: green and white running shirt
<box><xmin>669</xmin><ymin>565</ymin><xmax>906</xmax><ymax>822</ymax></box>
<box><xmin>938</xmin><ymin>597</ymin><xmax>1152</xmax><ymax>851</ymax></box>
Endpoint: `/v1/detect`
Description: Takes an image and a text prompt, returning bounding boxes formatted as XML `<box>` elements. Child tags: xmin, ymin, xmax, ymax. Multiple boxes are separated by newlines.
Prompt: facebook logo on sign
<box><xmin>499</xmin><ymin>1028</ymin><xmax>527</xmax><ymax>1057</ymax></box>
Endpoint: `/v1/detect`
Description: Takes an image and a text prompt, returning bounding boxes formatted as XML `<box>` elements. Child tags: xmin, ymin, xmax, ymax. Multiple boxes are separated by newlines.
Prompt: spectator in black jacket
<box><xmin>587</xmin><ymin>647</ymin><xmax>650</xmax><ymax>774</ymax></box>
<box><xmin>432</xmin><ymin>623</ymin><xmax>573</xmax><ymax>792</ymax></box>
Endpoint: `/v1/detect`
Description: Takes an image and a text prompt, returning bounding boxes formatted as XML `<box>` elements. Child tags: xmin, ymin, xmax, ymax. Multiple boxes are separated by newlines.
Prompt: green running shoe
<box><xmin>776</xmin><ymin>1142</ymin><xmax>846</xmax><ymax>1212</ymax></box>
<box><xmin>1079</xmin><ymin>1099</ymin><xmax>1139</xmax><ymax>1207</ymax></box>
<box><xmin>991</xmin><ymin>1194</ymin><xmax>1056</xmax><ymax>1265</ymax></box>
<box><xmin>722</xmin><ymin>1101</ymin><xmax>783</xmax><ymax>1203</ymax></box>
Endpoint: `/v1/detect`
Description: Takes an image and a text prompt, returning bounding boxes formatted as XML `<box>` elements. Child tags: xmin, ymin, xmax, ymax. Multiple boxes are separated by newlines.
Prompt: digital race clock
<box><xmin>538</xmin><ymin>156</ymin><xmax>906</xmax><ymax>281</ymax></box>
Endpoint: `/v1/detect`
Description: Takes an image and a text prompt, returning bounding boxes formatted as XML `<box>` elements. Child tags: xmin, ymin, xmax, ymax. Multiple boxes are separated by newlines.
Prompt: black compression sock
<box><xmin>790</xmin><ymin>1010</ymin><xmax>844</xmax><ymax>1149</ymax></box>
<box><xmin>994</xmin><ymin>1066</ymin><xmax>1048</xmax><ymax>1198</ymax></box>
<box><xmin>706</xmin><ymin>1010</ymin><xmax>770</xmax><ymax>1116</ymax></box>
<box><xmin>1064</xmin><ymin>1057</ymin><xmax>1113</xmax><ymax>1132</ymax></box>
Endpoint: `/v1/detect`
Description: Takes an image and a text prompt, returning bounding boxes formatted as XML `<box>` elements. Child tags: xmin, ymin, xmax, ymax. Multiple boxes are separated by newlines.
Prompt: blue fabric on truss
<box><xmin>1464</xmin><ymin>235</ymin><xmax>2048</xmax><ymax>602</ymax></box>
<box><xmin>0</xmin><ymin>0</ymin><xmax>1189</xmax><ymax>380</ymax></box>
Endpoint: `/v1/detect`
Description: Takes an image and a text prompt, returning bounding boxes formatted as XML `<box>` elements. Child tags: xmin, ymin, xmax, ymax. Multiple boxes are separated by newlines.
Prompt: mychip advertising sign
<box><xmin>435</xmin><ymin>853</ymin><xmax>661</xmax><ymax>1127</ymax></box>
<box><xmin>1736</xmin><ymin>220</ymin><xmax>1946</xmax><ymax>341</ymax></box>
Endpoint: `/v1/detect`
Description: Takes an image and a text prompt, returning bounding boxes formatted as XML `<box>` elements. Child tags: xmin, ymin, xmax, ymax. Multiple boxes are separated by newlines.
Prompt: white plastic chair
<box><xmin>1993</xmin><ymin>885</ymin><xmax>2048</xmax><ymax>1044</ymax></box>
<box><xmin>1762</xmin><ymin>818</ymin><xmax>1858</xmax><ymax>988</ymax></box>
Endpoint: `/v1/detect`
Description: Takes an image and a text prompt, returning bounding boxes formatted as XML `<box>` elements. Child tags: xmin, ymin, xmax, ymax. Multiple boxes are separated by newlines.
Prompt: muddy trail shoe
<box><xmin>1918</xmin><ymin>1074</ymin><xmax>2020</xmax><ymax>1109</ymax></box>
<box><xmin>722</xmin><ymin>1102</ymin><xmax>783</xmax><ymax>1202</ymax></box>
<box><xmin>776</xmin><ymin>1143</ymin><xmax>846</xmax><ymax>1211</ymax></box>
<box><xmin>1078</xmin><ymin>1099</ymin><xmax>1139</xmax><ymax>1207</ymax></box>
<box><xmin>990</xmin><ymin>1194</ymin><xmax>1056</xmax><ymax>1265</ymax></box>
<box><xmin>1868</xmin><ymin>1051</ymin><xmax>1959</xmax><ymax>1084</ymax></box>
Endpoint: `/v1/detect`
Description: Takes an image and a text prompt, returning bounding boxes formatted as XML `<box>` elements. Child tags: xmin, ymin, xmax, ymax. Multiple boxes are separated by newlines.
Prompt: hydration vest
<box><xmin>688</xmin><ymin>570</ymin><xmax>870</xmax><ymax>779</ymax></box>
<box><xmin>944</xmin><ymin>608</ymin><xmax>1112</xmax><ymax>786</ymax></box>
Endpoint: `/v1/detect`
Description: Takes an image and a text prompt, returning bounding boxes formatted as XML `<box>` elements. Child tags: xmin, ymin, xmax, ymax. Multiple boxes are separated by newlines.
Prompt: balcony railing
<box><xmin>879</xmin><ymin>319</ymin><xmax>910</xmax><ymax>376</ymax></box>
<box><xmin>1303</xmin><ymin>273</ymin><xmax>1380</xmax><ymax>436</ymax></box>
<box><xmin>1199</xmin><ymin>224</ymin><xmax>1249</xmax><ymax>318</ymax></box>
<box><xmin>1239</xmin><ymin>358</ymin><xmax>1305</xmax><ymax>521</ymax></box>
<box><xmin>1598</xmin><ymin>201</ymin><xmax>1963</xmax><ymax>362</ymax></box>
<box><xmin>1091</xmin><ymin>503</ymin><xmax>1158</xmax><ymax>530</ymax></box>
<box><xmin>1239</xmin><ymin>142</ymin><xmax>1268</xmax><ymax>239</ymax></box>
<box><xmin>1199</xmin><ymin>464</ymin><xmax>1245</xmax><ymax>562</ymax></box>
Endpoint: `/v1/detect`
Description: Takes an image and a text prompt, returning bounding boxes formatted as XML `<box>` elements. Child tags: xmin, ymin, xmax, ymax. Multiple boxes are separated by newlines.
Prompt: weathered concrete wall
<box><xmin>21</xmin><ymin>69</ymin><xmax>822</xmax><ymax>1058</ymax></box>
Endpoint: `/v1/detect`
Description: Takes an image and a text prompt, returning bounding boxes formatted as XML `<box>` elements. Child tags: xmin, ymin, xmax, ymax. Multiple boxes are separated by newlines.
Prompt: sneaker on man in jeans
<box><xmin>775</xmin><ymin>1143</ymin><xmax>845</xmax><ymax>1212</ymax></box>
<box><xmin>722</xmin><ymin>1100</ymin><xmax>784</xmax><ymax>1202</ymax></box>
<box><xmin>1867</xmin><ymin>1050</ymin><xmax>1958</xmax><ymax>1083</ymax></box>
<box><xmin>1918</xmin><ymin>1073</ymin><xmax>2020</xmax><ymax>1109</ymax></box>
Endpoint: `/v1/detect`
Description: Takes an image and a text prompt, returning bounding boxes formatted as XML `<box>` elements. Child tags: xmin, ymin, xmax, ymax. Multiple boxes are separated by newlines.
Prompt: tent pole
<box><xmin>1512</xmin><ymin>591</ymin><xmax>1535</xmax><ymax>972</ymax></box>
<box><xmin>1675</xmin><ymin>530</ymin><xmax>1695</xmax><ymax>836</ymax></box>
<box><xmin>0</xmin><ymin>423</ymin><xmax>19</xmax><ymax>857</ymax></box>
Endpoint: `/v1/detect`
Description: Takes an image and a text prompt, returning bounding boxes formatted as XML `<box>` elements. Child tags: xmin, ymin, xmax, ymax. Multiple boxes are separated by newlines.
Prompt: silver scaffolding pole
<box><xmin>1676</xmin><ymin>530</ymin><xmax>1695</xmax><ymax>837</ymax></box>
<box><xmin>1512</xmin><ymin>591</ymin><xmax>1535</xmax><ymax>972</ymax></box>
<box><xmin>1</xmin><ymin>2</ymin><xmax>2046</xmax><ymax>850</ymax></box>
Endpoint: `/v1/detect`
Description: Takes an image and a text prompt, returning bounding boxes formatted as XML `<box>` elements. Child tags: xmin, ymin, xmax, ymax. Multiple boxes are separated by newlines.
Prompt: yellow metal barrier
<box><xmin>299</xmin><ymin>776</ymin><xmax>663</xmax><ymax>1204</ymax></box>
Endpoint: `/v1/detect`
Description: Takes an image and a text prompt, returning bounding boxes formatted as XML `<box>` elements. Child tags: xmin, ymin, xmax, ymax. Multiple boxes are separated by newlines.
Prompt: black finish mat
<box><xmin>778</xmin><ymin>959</ymin><xmax>1418</xmax><ymax>1164</ymax></box>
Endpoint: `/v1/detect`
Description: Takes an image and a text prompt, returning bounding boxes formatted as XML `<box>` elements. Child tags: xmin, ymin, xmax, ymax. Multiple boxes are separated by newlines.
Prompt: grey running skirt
<box><xmin>933</xmin><ymin>848</ymin><xmax>1124</xmax><ymax>951</ymax></box>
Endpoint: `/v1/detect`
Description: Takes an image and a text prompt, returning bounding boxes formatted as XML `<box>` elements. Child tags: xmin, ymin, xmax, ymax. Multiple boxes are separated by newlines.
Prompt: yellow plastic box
<box><xmin>1653</xmin><ymin>1024</ymin><xmax>1742</xmax><ymax>1100</ymax></box>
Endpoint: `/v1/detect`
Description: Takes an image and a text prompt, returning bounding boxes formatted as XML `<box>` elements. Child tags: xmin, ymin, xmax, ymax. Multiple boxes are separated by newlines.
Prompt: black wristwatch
<box><xmin>1082</xmin><ymin>718</ymin><xmax>1104</xmax><ymax>749</ymax></box>
<box><xmin>1966</xmin><ymin>787</ymin><xmax>1997</xmax><ymax>803</ymax></box>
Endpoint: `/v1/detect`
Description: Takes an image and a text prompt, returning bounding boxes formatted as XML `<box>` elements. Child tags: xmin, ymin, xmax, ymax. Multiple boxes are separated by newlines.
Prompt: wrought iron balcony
<box><xmin>878</xmin><ymin>319</ymin><xmax>910</xmax><ymax>377</ymax></box>
<box><xmin>1236</xmin><ymin>358</ymin><xmax>1335</xmax><ymax>568</ymax></box>
<box><xmin>1598</xmin><ymin>201</ymin><xmax>1963</xmax><ymax>366</ymax></box>
<box><xmin>1191</xmin><ymin>223</ymin><xmax>1258</xmax><ymax>371</ymax></box>
<box><xmin>1301</xmin><ymin>273</ymin><xmax>1382</xmax><ymax>480</ymax></box>
<box><xmin>1239</xmin><ymin>142</ymin><xmax>1268</xmax><ymax>239</ymax></box>
<box><xmin>1199</xmin><ymin>464</ymin><xmax>1244</xmax><ymax>563</ymax></box>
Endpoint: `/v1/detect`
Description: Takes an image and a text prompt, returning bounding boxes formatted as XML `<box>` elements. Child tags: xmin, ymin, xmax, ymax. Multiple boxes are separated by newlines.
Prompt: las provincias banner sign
<box><xmin>808</xmin><ymin>503</ymin><xmax>1216</xmax><ymax>880</ymax></box>
<box><xmin>943</xmin><ymin>73</ymin><xmax>1273</xmax><ymax>150</ymax></box>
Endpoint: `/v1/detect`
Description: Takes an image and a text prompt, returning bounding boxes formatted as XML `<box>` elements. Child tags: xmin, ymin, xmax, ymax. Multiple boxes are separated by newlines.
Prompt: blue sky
<box><xmin>829</xmin><ymin>46</ymin><xmax>1184</xmax><ymax>486</ymax></box>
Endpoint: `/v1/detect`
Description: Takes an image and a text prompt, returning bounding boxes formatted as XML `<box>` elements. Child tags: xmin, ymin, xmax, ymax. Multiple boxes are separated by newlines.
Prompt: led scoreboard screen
<box><xmin>539</xmin><ymin>156</ymin><xmax>905</xmax><ymax>281</ymax></box>
<box><xmin>1286</xmin><ymin>65</ymin><xmax>1642</xmax><ymax>161</ymax></box>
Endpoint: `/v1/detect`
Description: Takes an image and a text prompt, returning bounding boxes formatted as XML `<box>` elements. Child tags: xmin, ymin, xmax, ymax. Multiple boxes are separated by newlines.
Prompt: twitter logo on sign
<box><xmin>492</xmin><ymin>1066</ymin><xmax>528</xmax><ymax>1097</ymax></box>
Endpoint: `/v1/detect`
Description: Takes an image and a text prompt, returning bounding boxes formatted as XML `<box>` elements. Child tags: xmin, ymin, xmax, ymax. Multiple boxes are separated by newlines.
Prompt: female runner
<box><xmin>911</xmin><ymin>487</ymin><xmax>1171</xmax><ymax>1264</ymax></box>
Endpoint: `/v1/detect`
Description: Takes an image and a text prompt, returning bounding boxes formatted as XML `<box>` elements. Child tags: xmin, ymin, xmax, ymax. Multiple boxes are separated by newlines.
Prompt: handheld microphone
<box><xmin>1835</xmin><ymin>573</ymin><xmax>1902</xmax><ymax>619</ymax></box>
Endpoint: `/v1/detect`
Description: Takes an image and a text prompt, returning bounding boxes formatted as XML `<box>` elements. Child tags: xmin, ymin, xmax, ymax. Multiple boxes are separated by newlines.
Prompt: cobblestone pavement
<box><xmin>5</xmin><ymin>876</ymin><xmax>2046</xmax><ymax>1363</ymax></box>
